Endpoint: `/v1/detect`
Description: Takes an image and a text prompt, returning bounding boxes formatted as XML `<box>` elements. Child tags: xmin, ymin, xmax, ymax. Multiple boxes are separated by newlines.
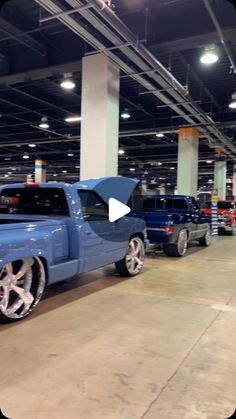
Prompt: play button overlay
<box><xmin>109</xmin><ymin>198</ymin><xmax>131</xmax><ymax>222</ymax></box>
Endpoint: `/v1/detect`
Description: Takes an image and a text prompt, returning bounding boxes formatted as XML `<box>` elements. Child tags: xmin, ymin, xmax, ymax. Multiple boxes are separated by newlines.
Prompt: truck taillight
<box><xmin>24</xmin><ymin>182</ymin><xmax>40</xmax><ymax>187</ymax></box>
<box><xmin>164</xmin><ymin>225</ymin><xmax>174</xmax><ymax>234</ymax></box>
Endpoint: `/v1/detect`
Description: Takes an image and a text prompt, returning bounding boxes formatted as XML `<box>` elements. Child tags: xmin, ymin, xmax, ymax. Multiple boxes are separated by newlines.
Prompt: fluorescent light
<box><xmin>62</xmin><ymin>170</ymin><xmax>67</xmax><ymax>173</ymax></box>
<box><xmin>129</xmin><ymin>168</ymin><xmax>135</xmax><ymax>172</ymax></box>
<box><xmin>121</xmin><ymin>111</ymin><xmax>131</xmax><ymax>119</ymax></box>
<box><xmin>156</xmin><ymin>133</ymin><xmax>164</xmax><ymax>138</ymax></box>
<box><xmin>4</xmin><ymin>174</ymin><xmax>8</xmax><ymax>178</ymax></box>
<box><xmin>229</xmin><ymin>92</ymin><xmax>236</xmax><ymax>109</ymax></box>
<box><xmin>206</xmin><ymin>160</ymin><xmax>213</xmax><ymax>164</ymax></box>
<box><xmin>60</xmin><ymin>73</ymin><xmax>75</xmax><ymax>90</ymax></box>
<box><xmin>4</xmin><ymin>158</ymin><xmax>11</xmax><ymax>161</ymax></box>
<box><xmin>65</xmin><ymin>115</ymin><xmax>82</xmax><ymax>123</ymax></box>
<box><xmin>75</xmin><ymin>166</ymin><xmax>80</xmax><ymax>169</ymax></box>
<box><xmin>170</xmin><ymin>167</ymin><xmax>175</xmax><ymax>170</ymax></box>
<box><xmin>8</xmin><ymin>172</ymin><xmax>12</xmax><ymax>175</ymax></box>
<box><xmin>28</xmin><ymin>144</ymin><xmax>36</xmax><ymax>148</ymax></box>
<box><xmin>53</xmin><ymin>174</ymin><xmax>58</xmax><ymax>177</ymax></box>
<box><xmin>39</xmin><ymin>116</ymin><xmax>49</xmax><ymax>129</ymax></box>
<box><xmin>200</xmin><ymin>47</ymin><xmax>219</xmax><ymax>65</ymax></box>
<box><xmin>67</xmin><ymin>153</ymin><xmax>74</xmax><ymax>157</ymax></box>
<box><xmin>118</xmin><ymin>149</ymin><xmax>125</xmax><ymax>155</ymax></box>
<box><xmin>157</xmin><ymin>162</ymin><xmax>162</xmax><ymax>166</ymax></box>
<box><xmin>23</xmin><ymin>155</ymin><xmax>30</xmax><ymax>159</ymax></box>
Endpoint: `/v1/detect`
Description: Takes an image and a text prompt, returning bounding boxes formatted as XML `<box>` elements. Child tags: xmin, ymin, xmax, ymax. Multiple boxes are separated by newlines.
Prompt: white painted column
<box><xmin>233</xmin><ymin>164</ymin><xmax>236</xmax><ymax>200</ymax></box>
<box><xmin>35</xmin><ymin>159</ymin><xmax>46</xmax><ymax>183</ymax></box>
<box><xmin>177</xmin><ymin>127</ymin><xmax>199</xmax><ymax>197</ymax></box>
<box><xmin>80</xmin><ymin>53</ymin><xmax>120</xmax><ymax>180</ymax></box>
<box><xmin>214</xmin><ymin>156</ymin><xmax>226</xmax><ymax>200</ymax></box>
<box><xmin>159</xmin><ymin>184</ymin><xmax>166</xmax><ymax>195</ymax></box>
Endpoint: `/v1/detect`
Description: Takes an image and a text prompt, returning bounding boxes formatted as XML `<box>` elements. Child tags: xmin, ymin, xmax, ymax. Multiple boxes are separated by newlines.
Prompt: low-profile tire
<box><xmin>199</xmin><ymin>228</ymin><xmax>211</xmax><ymax>246</ymax></box>
<box><xmin>163</xmin><ymin>229</ymin><xmax>188</xmax><ymax>257</ymax></box>
<box><xmin>0</xmin><ymin>257</ymin><xmax>46</xmax><ymax>323</ymax></box>
<box><xmin>115</xmin><ymin>236</ymin><xmax>145</xmax><ymax>277</ymax></box>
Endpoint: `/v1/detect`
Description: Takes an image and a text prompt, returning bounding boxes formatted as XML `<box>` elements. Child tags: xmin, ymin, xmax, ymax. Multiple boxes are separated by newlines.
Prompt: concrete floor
<box><xmin>1</xmin><ymin>237</ymin><xmax>236</xmax><ymax>419</ymax></box>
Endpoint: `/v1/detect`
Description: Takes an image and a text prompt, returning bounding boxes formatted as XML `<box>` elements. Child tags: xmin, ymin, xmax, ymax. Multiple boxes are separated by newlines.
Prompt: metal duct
<box><xmin>35</xmin><ymin>0</ymin><xmax>236</xmax><ymax>158</ymax></box>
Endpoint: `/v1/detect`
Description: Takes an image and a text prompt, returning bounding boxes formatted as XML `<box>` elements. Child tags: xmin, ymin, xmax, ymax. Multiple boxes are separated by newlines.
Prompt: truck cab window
<box><xmin>172</xmin><ymin>199</ymin><xmax>188</xmax><ymax>210</ymax></box>
<box><xmin>0</xmin><ymin>187</ymin><xmax>69</xmax><ymax>215</ymax></box>
<box><xmin>78</xmin><ymin>190</ymin><xmax>108</xmax><ymax>221</ymax></box>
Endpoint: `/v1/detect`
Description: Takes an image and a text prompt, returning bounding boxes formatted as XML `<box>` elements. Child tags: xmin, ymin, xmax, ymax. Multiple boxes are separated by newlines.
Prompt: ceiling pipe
<box><xmin>35</xmin><ymin>0</ymin><xmax>236</xmax><ymax>158</ymax></box>
<box><xmin>203</xmin><ymin>0</ymin><xmax>236</xmax><ymax>73</ymax></box>
<box><xmin>85</xmin><ymin>0</ymin><xmax>236</xmax><ymax>156</ymax></box>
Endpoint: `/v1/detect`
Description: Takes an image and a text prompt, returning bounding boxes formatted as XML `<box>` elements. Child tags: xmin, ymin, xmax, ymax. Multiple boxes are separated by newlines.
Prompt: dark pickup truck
<box><xmin>130</xmin><ymin>195</ymin><xmax>211</xmax><ymax>257</ymax></box>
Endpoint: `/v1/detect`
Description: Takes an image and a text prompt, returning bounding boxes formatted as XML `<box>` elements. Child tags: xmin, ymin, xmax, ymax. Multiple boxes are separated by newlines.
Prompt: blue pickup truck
<box><xmin>130</xmin><ymin>194</ymin><xmax>211</xmax><ymax>257</ymax></box>
<box><xmin>0</xmin><ymin>177</ymin><xmax>146</xmax><ymax>323</ymax></box>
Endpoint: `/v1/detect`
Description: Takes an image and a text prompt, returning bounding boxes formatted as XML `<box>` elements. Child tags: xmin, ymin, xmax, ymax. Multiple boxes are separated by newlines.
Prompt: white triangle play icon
<box><xmin>108</xmin><ymin>198</ymin><xmax>131</xmax><ymax>222</ymax></box>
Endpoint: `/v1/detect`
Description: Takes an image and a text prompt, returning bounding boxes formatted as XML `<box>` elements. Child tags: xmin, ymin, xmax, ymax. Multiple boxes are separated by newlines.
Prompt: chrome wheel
<box><xmin>177</xmin><ymin>230</ymin><xmax>187</xmax><ymax>256</ymax></box>
<box><xmin>125</xmin><ymin>237</ymin><xmax>145</xmax><ymax>275</ymax></box>
<box><xmin>0</xmin><ymin>257</ymin><xmax>45</xmax><ymax>321</ymax></box>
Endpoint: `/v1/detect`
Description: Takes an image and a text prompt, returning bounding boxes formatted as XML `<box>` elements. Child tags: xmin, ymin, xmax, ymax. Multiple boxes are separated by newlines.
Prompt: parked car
<box><xmin>201</xmin><ymin>200</ymin><xmax>236</xmax><ymax>235</ymax></box>
<box><xmin>0</xmin><ymin>177</ymin><xmax>147</xmax><ymax>323</ymax></box>
<box><xmin>130</xmin><ymin>195</ymin><xmax>211</xmax><ymax>257</ymax></box>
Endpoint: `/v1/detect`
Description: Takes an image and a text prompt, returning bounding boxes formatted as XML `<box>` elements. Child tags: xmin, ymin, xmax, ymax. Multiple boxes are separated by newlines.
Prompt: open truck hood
<box><xmin>75</xmin><ymin>176</ymin><xmax>139</xmax><ymax>204</ymax></box>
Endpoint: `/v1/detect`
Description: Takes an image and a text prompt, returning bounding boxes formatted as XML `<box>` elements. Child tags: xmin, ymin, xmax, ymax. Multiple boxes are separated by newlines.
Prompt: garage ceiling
<box><xmin>0</xmin><ymin>0</ymin><xmax>235</xmax><ymax>189</ymax></box>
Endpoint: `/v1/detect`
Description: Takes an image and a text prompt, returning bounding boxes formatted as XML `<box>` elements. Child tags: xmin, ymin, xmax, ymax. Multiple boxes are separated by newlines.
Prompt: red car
<box><xmin>202</xmin><ymin>201</ymin><xmax>236</xmax><ymax>235</ymax></box>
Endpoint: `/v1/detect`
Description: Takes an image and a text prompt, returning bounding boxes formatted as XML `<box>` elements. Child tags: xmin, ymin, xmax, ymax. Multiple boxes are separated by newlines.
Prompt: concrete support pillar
<box><xmin>159</xmin><ymin>184</ymin><xmax>166</xmax><ymax>195</ymax></box>
<box><xmin>233</xmin><ymin>164</ymin><xmax>236</xmax><ymax>200</ymax></box>
<box><xmin>214</xmin><ymin>156</ymin><xmax>226</xmax><ymax>200</ymax></box>
<box><xmin>35</xmin><ymin>159</ymin><xmax>46</xmax><ymax>183</ymax></box>
<box><xmin>177</xmin><ymin>127</ymin><xmax>199</xmax><ymax>197</ymax></box>
<box><xmin>80</xmin><ymin>53</ymin><xmax>120</xmax><ymax>180</ymax></box>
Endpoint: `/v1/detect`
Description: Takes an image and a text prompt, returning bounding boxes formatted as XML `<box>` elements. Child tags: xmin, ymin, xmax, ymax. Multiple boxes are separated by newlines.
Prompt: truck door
<box><xmin>77</xmin><ymin>190</ymin><xmax>127</xmax><ymax>272</ymax></box>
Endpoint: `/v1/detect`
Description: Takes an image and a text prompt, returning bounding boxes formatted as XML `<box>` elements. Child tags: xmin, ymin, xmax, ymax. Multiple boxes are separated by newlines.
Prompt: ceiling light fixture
<box><xmin>121</xmin><ymin>110</ymin><xmax>131</xmax><ymax>120</ymax></box>
<box><xmin>23</xmin><ymin>155</ymin><xmax>30</xmax><ymax>159</ymax></box>
<box><xmin>157</xmin><ymin>162</ymin><xmax>162</xmax><ymax>166</ymax></box>
<box><xmin>200</xmin><ymin>46</ymin><xmax>219</xmax><ymax>65</ymax></box>
<box><xmin>156</xmin><ymin>132</ymin><xmax>164</xmax><ymax>138</ymax></box>
<box><xmin>28</xmin><ymin>144</ymin><xmax>36</xmax><ymax>148</ymax></box>
<box><xmin>118</xmin><ymin>149</ymin><xmax>125</xmax><ymax>155</ymax></box>
<box><xmin>229</xmin><ymin>92</ymin><xmax>236</xmax><ymax>109</ymax></box>
<box><xmin>65</xmin><ymin>115</ymin><xmax>82</xmax><ymax>123</ymax></box>
<box><xmin>39</xmin><ymin>116</ymin><xmax>49</xmax><ymax>129</ymax></box>
<box><xmin>129</xmin><ymin>167</ymin><xmax>135</xmax><ymax>172</ymax></box>
<box><xmin>206</xmin><ymin>160</ymin><xmax>213</xmax><ymax>164</ymax></box>
<box><xmin>170</xmin><ymin>167</ymin><xmax>175</xmax><ymax>170</ymax></box>
<box><xmin>67</xmin><ymin>153</ymin><xmax>74</xmax><ymax>157</ymax></box>
<box><xmin>60</xmin><ymin>73</ymin><xmax>76</xmax><ymax>90</ymax></box>
<box><xmin>62</xmin><ymin>170</ymin><xmax>67</xmax><ymax>173</ymax></box>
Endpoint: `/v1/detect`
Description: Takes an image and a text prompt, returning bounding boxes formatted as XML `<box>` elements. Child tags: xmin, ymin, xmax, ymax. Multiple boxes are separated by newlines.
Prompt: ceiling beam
<box><xmin>149</xmin><ymin>28</ymin><xmax>236</xmax><ymax>54</ymax></box>
<box><xmin>0</xmin><ymin>17</ymin><xmax>46</xmax><ymax>57</ymax></box>
<box><xmin>0</xmin><ymin>60</ymin><xmax>81</xmax><ymax>86</ymax></box>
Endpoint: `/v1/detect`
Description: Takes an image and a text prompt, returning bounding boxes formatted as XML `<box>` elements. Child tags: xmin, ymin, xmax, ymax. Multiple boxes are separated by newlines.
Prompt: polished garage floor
<box><xmin>1</xmin><ymin>237</ymin><xmax>236</xmax><ymax>419</ymax></box>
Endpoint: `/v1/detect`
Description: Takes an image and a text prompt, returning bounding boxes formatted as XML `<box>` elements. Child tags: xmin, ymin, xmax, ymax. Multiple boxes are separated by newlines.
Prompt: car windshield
<box><xmin>218</xmin><ymin>202</ymin><xmax>234</xmax><ymax>210</ymax></box>
<box><xmin>202</xmin><ymin>201</ymin><xmax>234</xmax><ymax>210</ymax></box>
<box><xmin>0</xmin><ymin>187</ymin><xmax>69</xmax><ymax>216</ymax></box>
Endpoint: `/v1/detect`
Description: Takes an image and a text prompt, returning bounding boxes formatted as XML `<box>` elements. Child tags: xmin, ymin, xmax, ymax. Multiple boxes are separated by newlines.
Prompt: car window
<box><xmin>78</xmin><ymin>190</ymin><xmax>108</xmax><ymax>221</ymax></box>
<box><xmin>172</xmin><ymin>199</ymin><xmax>188</xmax><ymax>210</ymax></box>
<box><xmin>202</xmin><ymin>201</ymin><xmax>211</xmax><ymax>209</ymax></box>
<box><xmin>218</xmin><ymin>202</ymin><xmax>234</xmax><ymax>210</ymax></box>
<box><xmin>144</xmin><ymin>198</ymin><xmax>156</xmax><ymax>211</ymax></box>
<box><xmin>0</xmin><ymin>187</ymin><xmax>69</xmax><ymax>215</ymax></box>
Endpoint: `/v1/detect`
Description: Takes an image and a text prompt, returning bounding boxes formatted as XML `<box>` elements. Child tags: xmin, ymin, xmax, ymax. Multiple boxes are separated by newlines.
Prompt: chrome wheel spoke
<box><xmin>134</xmin><ymin>256</ymin><xmax>143</xmax><ymax>269</ymax></box>
<box><xmin>15</xmin><ymin>258</ymin><xmax>34</xmax><ymax>281</ymax></box>
<box><xmin>0</xmin><ymin>284</ymin><xmax>10</xmax><ymax>312</ymax></box>
<box><xmin>9</xmin><ymin>284</ymin><xmax>34</xmax><ymax>314</ymax></box>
